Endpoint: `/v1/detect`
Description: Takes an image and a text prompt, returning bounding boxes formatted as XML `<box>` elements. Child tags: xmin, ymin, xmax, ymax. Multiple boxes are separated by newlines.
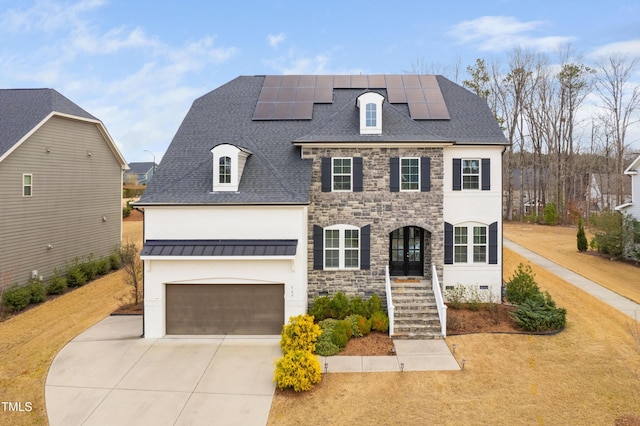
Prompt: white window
<box><xmin>365</xmin><ymin>103</ymin><xmax>377</xmax><ymax>127</ymax></box>
<box><xmin>23</xmin><ymin>174</ymin><xmax>32</xmax><ymax>197</ymax></box>
<box><xmin>219</xmin><ymin>156</ymin><xmax>231</xmax><ymax>183</ymax></box>
<box><xmin>324</xmin><ymin>225</ymin><xmax>360</xmax><ymax>269</ymax></box>
<box><xmin>462</xmin><ymin>159</ymin><xmax>480</xmax><ymax>190</ymax></box>
<box><xmin>332</xmin><ymin>158</ymin><xmax>352</xmax><ymax>191</ymax></box>
<box><xmin>454</xmin><ymin>225</ymin><xmax>488</xmax><ymax>263</ymax></box>
<box><xmin>400</xmin><ymin>158</ymin><xmax>420</xmax><ymax>191</ymax></box>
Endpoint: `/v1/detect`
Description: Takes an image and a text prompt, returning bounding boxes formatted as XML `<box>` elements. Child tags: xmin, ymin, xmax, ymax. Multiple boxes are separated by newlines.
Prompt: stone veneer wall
<box><xmin>302</xmin><ymin>146</ymin><xmax>444</xmax><ymax>306</ymax></box>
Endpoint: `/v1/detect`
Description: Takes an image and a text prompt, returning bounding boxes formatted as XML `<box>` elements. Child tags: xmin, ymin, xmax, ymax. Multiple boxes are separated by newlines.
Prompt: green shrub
<box><xmin>329</xmin><ymin>292</ymin><xmax>350</xmax><ymax>320</ymax></box>
<box><xmin>345</xmin><ymin>314</ymin><xmax>364</xmax><ymax>337</ymax></box>
<box><xmin>97</xmin><ymin>257</ymin><xmax>111</xmax><ymax>275</ymax></box>
<box><xmin>122</xmin><ymin>202</ymin><xmax>132</xmax><ymax>218</ymax></box>
<box><xmin>274</xmin><ymin>349</ymin><xmax>322</xmax><ymax>392</ymax></box>
<box><xmin>109</xmin><ymin>250</ymin><xmax>122</xmax><ymax>270</ymax></box>
<box><xmin>28</xmin><ymin>279</ymin><xmax>46</xmax><ymax>303</ymax></box>
<box><xmin>356</xmin><ymin>315</ymin><xmax>372</xmax><ymax>336</ymax></box>
<box><xmin>66</xmin><ymin>260</ymin><xmax>88</xmax><ymax>288</ymax></box>
<box><xmin>348</xmin><ymin>296</ymin><xmax>367</xmax><ymax>317</ymax></box>
<box><xmin>543</xmin><ymin>202</ymin><xmax>558</xmax><ymax>225</ymax></box>
<box><xmin>505</xmin><ymin>263</ymin><xmax>540</xmax><ymax>305</ymax></box>
<box><xmin>2</xmin><ymin>285</ymin><xmax>32</xmax><ymax>312</ymax></box>
<box><xmin>280</xmin><ymin>314</ymin><xmax>321</xmax><ymax>354</ymax></box>
<box><xmin>309</xmin><ymin>296</ymin><xmax>331</xmax><ymax>322</ymax></box>
<box><xmin>510</xmin><ymin>292</ymin><xmax>566</xmax><ymax>332</ymax></box>
<box><xmin>332</xmin><ymin>319</ymin><xmax>352</xmax><ymax>348</ymax></box>
<box><xmin>315</xmin><ymin>335</ymin><xmax>341</xmax><ymax>356</ymax></box>
<box><xmin>591</xmin><ymin>210</ymin><xmax>624</xmax><ymax>258</ymax></box>
<box><xmin>47</xmin><ymin>273</ymin><xmax>67</xmax><ymax>295</ymax></box>
<box><xmin>577</xmin><ymin>218</ymin><xmax>588</xmax><ymax>252</ymax></box>
<box><xmin>80</xmin><ymin>255</ymin><xmax>100</xmax><ymax>281</ymax></box>
<box><xmin>370</xmin><ymin>311</ymin><xmax>389</xmax><ymax>333</ymax></box>
<box><xmin>365</xmin><ymin>293</ymin><xmax>383</xmax><ymax>317</ymax></box>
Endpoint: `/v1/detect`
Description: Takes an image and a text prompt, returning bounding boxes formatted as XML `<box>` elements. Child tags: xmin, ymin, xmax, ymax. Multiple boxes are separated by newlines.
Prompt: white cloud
<box><xmin>588</xmin><ymin>40</ymin><xmax>640</xmax><ymax>60</ymax></box>
<box><xmin>267</xmin><ymin>32</ymin><xmax>286</xmax><ymax>48</ymax></box>
<box><xmin>449</xmin><ymin>16</ymin><xmax>573</xmax><ymax>53</ymax></box>
<box><xmin>1</xmin><ymin>0</ymin><xmax>106</xmax><ymax>33</ymax></box>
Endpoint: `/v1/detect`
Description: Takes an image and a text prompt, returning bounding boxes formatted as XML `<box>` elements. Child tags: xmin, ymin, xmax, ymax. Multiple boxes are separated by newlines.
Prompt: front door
<box><xmin>389</xmin><ymin>226</ymin><xmax>424</xmax><ymax>276</ymax></box>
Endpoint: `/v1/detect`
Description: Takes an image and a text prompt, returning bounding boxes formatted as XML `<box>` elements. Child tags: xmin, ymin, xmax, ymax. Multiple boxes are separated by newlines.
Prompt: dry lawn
<box><xmin>0</xmin><ymin>220</ymin><xmax>142</xmax><ymax>426</ymax></box>
<box><xmin>268</xmin><ymin>224</ymin><xmax>640</xmax><ymax>425</ymax></box>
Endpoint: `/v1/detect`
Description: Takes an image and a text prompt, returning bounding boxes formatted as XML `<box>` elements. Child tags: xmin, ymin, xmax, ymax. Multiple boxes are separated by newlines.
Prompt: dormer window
<box><xmin>219</xmin><ymin>156</ymin><xmax>231</xmax><ymax>184</ymax></box>
<box><xmin>211</xmin><ymin>144</ymin><xmax>252</xmax><ymax>192</ymax></box>
<box><xmin>357</xmin><ymin>92</ymin><xmax>384</xmax><ymax>135</ymax></box>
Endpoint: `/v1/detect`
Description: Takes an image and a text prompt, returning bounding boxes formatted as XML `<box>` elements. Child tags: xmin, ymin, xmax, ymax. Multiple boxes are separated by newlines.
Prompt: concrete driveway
<box><xmin>45</xmin><ymin>315</ymin><xmax>281</xmax><ymax>426</ymax></box>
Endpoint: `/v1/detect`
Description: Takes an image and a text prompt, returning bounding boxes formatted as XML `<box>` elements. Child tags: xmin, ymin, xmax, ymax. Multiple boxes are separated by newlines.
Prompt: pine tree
<box><xmin>577</xmin><ymin>218</ymin><xmax>588</xmax><ymax>252</ymax></box>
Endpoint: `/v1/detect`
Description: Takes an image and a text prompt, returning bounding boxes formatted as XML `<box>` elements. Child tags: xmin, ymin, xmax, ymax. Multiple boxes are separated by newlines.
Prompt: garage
<box><xmin>165</xmin><ymin>283</ymin><xmax>284</xmax><ymax>335</ymax></box>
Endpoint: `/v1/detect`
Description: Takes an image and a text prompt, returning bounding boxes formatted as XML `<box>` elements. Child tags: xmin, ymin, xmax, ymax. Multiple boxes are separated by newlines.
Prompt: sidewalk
<box><xmin>504</xmin><ymin>239</ymin><xmax>640</xmax><ymax>320</ymax></box>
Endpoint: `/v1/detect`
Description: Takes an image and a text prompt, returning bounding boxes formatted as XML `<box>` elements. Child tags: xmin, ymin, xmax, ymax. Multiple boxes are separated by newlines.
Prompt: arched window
<box><xmin>365</xmin><ymin>103</ymin><xmax>376</xmax><ymax>127</ymax></box>
<box><xmin>219</xmin><ymin>156</ymin><xmax>231</xmax><ymax>183</ymax></box>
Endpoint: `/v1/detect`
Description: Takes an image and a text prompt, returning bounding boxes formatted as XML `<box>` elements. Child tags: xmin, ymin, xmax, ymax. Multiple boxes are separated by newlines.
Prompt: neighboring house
<box><xmin>0</xmin><ymin>89</ymin><xmax>127</xmax><ymax>290</ymax></box>
<box><xmin>616</xmin><ymin>154</ymin><xmax>640</xmax><ymax>220</ymax></box>
<box><xmin>136</xmin><ymin>75</ymin><xmax>508</xmax><ymax>338</ymax></box>
<box><xmin>588</xmin><ymin>173</ymin><xmax>631</xmax><ymax>213</ymax></box>
<box><xmin>124</xmin><ymin>161</ymin><xmax>157</xmax><ymax>185</ymax></box>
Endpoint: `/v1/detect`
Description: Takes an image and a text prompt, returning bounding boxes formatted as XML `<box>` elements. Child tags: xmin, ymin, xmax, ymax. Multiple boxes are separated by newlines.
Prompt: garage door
<box><xmin>165</xmin><ymin>284</ymin><xmax>284</xmax><ymax>335</ymax></box>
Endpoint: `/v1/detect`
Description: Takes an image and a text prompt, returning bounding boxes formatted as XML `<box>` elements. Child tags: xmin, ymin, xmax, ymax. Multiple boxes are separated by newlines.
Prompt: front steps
<box><xmin>391</xmin><ymin>278</ymin><xmax>443</xmax><ymax>340</ymax></box>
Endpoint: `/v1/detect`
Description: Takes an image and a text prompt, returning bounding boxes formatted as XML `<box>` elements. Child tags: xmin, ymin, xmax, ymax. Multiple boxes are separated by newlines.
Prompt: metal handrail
<box><xmin>432</xmin><ymin>265</ymin><xmax>447</xmax><ymax>338</ymax></box>
<box><xmin>385</xmin><ymin>265</ymin><xmax>395</xmax><ymax>337</ymax></box>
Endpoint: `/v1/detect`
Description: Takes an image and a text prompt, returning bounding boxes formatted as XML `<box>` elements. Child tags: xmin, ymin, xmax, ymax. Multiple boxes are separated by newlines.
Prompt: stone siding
<box><xmin>302</xmin><ymin>147</ymin><xmax>444</xmax><ymax>306</ymax></box>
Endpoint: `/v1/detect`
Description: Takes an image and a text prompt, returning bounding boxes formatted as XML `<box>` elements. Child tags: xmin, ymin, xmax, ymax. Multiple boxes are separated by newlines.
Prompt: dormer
<box><xmin>356</xmin><ymin>91</ymin><xmax>384</xmax><ymax>135</ymax></box>
<box><xmin>210</xmin><ymin>143</ymin><xmax>252</xmax><ymax>192</ymax></box>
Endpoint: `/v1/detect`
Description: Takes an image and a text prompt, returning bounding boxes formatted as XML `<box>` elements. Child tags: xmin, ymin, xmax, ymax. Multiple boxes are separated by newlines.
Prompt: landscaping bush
<box><xmin>315</xmin><ymin>335</ymin><xmax>341</xmax><ymax>357</ymax></box>
<box><xmin>370</xmin><ymin>311</ymin><xmax>389</xmax><ymax>333</ymax></box>
<box><xmin>109</xmin><ymin>250</ymin><xmax>122</xmax><ymax>270</ymax></box>
<box><xmin>2</xmin><ymin>285</ymin><xmax>32</xmax><ymax>312</ymax></box>
<box><xmin>80</xmin><ymin>255</ymin><xmax>100</xmax><ymax>281</ymax></box>
<box><xmin>444</xmin><ymin>284</ymin><xmax>466</xmax><ymax>309</ymax></box>
<box><xmin>510</xmin><ymin>291</ymin><xmax>566</xmax><ymax>332</ymax></box>
<box><xmin>329</xmin><ymin>292</ymin><xmax>350</xmax><ymax>320</ymax></box>
<box><xmin>274</xmin><ymin>349</ymin><xmax>322</xmax><ymax>392</ymax></box>
<box><xmin>345</xmin><ymin>314</ymin><xmax>365</xmax><ymax>337</ymax></box>
<box><xmin>47</xmin><ymin>273</ymin><xmax>67</xmax><ymax>295</ymax></box>
<box><xmin>505</xmin><ymin>263</ymin><xmax>540</xmax><ymax>305</ymax></box>
<box><xmin>590</xmin><ymin>210</ymin><xmax>624</xmax><ymax>259</ymax></box>
<box><xmin>366</xmin><ymin>293</ymin><xmax>383</xmax><ymax>317</ymax></box>
<box><xmin>543</xmin><ymin>202</ymin><xmax>558</xmax><ymax>225</ymax></box>
<box><xmin>280</xmin><ymin>314</ymin><xmax>321</xmax><ymax>354</ymax></box>
<box><xmin>348</xmin><ymin>296</ymin><xmax>367</xmax><ymax>317</ymax></box>
<box><xmin>97</xmin><ymin>257</ymin><xmax>112</xmax><ymax>275</ymax></box>
<box><xmin>577</xmin><ymin>218</ymin><xmax>588</xmax><ymax>252</ymax></box>
<box><xmin>356</xmin><ymin>315</ymin><xmax>372</xmax><ymax>336</ymax></box>
<box><xmin>27</xmin><ymin>279</ymin><xmax>46</xmax><ymax>304</ymax></box>
<box><xmin>66</xmin><ymin>260</ymin><xmax>88</xmax><ymax>288</ymax></box>
<box><xmin>318</xmin><ymin>318</ymin><xmax>351</xmax><ymax>349</ymax></box>
<box><xmin>309</xmin><ymin>296</ymin><xmax>331</xmax><ymax>321</ymax></box>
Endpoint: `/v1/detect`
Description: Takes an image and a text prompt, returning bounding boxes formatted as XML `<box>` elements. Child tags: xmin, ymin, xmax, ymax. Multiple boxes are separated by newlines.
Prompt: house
<box><xmin>616</xmin><ymin>154</ymin><xmax>640</xmax><ymax>220</ymax></box>
<box><xmin>124</xmin><ymin>161</ymin><xmax>157</xmax><ymax>185</ymax></box>
<box><xmin>136</xmin><ymin>75</ymin><xmax>509</xmax><ymax>338</ymax></box>
<box><xmin>589</xmin><ymin>173</ymin><xmax>631</xmax><ymax>213</ymax></box>
<box><xmin>0</xmin><ymin>89</ymin><xmax>127</xmax><ymax>290</ymax></box>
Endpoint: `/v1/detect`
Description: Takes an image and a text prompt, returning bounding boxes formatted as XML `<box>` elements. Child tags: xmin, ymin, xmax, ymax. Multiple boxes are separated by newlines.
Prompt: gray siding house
<box><xmin>0</xmin><ymin>89</ymin><xmax>127</xmax><ymax>289</ymax></box>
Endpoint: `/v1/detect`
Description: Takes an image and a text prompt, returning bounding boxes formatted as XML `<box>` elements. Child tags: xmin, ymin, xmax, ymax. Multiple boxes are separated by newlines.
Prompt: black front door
<box><xmin>389</xmin><ymin>226</ymin><xmax>424</xmax><ymax>276</ymax></box>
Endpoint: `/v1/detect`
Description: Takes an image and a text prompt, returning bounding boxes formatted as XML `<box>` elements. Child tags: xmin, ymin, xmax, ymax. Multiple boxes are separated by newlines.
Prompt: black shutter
<box><xmin>421</xmin><ymin>157</ymin><xmax>431</xmax><ymax>192</ymax></box>
<box><xmin>353</xmin><ymin>157</ymin><xmax>363</xmax><ymax>192</ymax></box>
<box><xmin>360</xmin><ymin>225</ymin><xmax>370</xmax><ymax>269</ymax></box>
<box><xmin>313</xmin><ymin>225</ymin><xmax>324</xmax><ymax>270</ymax></box>
<box><xmin>489</xmin><ymin>221</ymin><xmax>498</xmax><ymax>264</ymax></box>
<box><xmin>444</xmin><ymin>222</ymin><xmax>454</xmax><ymax>264</ymax></box>
<box><xmin>321</xmin><ymin>158</ymin><xmax>331</xmax><ymax>192</ymax></box>
<box><xmin>390</xmin><ymin>157</ymin><xmax>399</xmax><ymax>192</ymax></box>
<box><xmin>481</xmin><ymin>158</ymin><xmax>491</xmax><ymax>191</ymax></box>
<box><xmin>453</xmin><ymin>158</ymin><xmax>461</xmax><ymax>191</ymax></box>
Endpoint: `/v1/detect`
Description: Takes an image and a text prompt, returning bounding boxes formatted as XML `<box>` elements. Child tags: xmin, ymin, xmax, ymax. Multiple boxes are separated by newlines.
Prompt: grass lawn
<box><xmin>0</xmin><ymin>220</ymin><xmax>141</xmax><ymax>426</ymax></box>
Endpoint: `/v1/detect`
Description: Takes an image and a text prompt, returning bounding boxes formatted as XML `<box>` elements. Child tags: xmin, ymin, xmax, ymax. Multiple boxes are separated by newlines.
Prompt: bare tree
<box><xmin>594</xmin><ymin>55</ymin><xmax>640</xmax><ymax>205</ymax></box>
<box><xmin>120</xmin><ymin>242</ymin><xmax>143</xmax><ymax>305</ymax></box>
<box><xmin>405</xmin><ymin>54</ymin><xmax>462</xmax><ymax>82</ymax></box>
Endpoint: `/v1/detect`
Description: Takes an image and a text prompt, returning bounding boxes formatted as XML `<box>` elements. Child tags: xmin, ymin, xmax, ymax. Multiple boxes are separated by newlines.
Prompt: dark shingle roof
<box><xmin>0</xmin><ymin>89</ymin><xmax>97</xmax><ymax>158</ymax></box>
<box><xmin>127</xmin><ymin>162</ymin><xmax>157</xmax><ymax>174</ymax></box>
<box><xmin>141</xmin><ymin>239</ymin><xmax>298</xmax><ymax>257</ymax></box>
<box><xmin>139</xmin><ymin>75</ymin><xmax>508</xmax><ymax>205</ymax></box>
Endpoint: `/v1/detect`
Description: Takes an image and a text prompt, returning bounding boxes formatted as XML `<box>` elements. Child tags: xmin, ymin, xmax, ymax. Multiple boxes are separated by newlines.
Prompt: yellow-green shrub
<box><xmin>280</xmin><ymin>314</ymin><xmax>321</xmax><ymax>354</ymax></box>
<box><xmin>274</xmin><ymin>350</ymin><xmax>321</xmax><ymax>392</ymax></box>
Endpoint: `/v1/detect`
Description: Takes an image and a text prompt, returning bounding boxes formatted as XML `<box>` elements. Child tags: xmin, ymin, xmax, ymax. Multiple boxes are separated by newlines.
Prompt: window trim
<box><xmin>365</xmin><ymin>103</ymin><xmax>377</xmax><ymax>127</ymax></box>
<box><xmin>323</xmin><ymin>224</ymin><xmax>360</xmax><ymax>270</ymax></box>
<box><xmin>22</xmin><ymin>173</ymin><xmax>33</xmax><ymax>197</ymax></box>
<box><xmin>462</xmin><ymin>159</ymin><xmax>480</xmax><ymax>190</ymax></box>
<box><xmin>331</xmin><ymin>157</ymin><xmax>353</xmax><ymax>192</ymax></box>
<box><xmin>219</xmin><ymin>156</ymin><xmax>231</xmax><ymax>184</ymax></box>
<box><xmin>400</xmin><ymin>157</ymin><xmax>421</xmax><ymax>192</ymax></box>
<box><xmin>452</xmin><ymin>224</ymin><xmax>488</xmax><ymax>264</ymax></box>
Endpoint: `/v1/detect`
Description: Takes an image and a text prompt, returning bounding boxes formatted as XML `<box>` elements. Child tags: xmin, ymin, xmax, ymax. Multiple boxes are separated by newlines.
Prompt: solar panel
<box><xmin>252</xmin><ymin>74</ymin><xmax>450</xmax><ymax>121</ymax></box>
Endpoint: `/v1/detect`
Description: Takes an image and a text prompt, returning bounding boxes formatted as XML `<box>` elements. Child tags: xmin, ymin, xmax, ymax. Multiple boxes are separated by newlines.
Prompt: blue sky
<box><xmin>1</xmin><ymin>0</ymin><xmax>639</xmax><ymax>163</ymax></box>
